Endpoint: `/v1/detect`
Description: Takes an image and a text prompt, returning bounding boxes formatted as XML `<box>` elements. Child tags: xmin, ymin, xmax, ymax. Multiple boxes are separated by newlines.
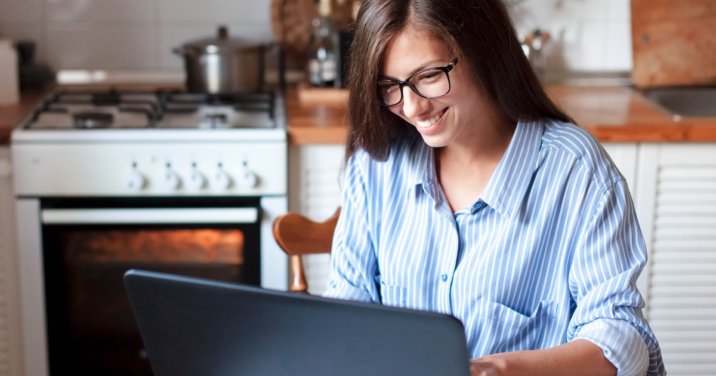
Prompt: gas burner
<box><xmin>160</xmin><ymin>90</ymin><xmax>275</xmax><ymax>129</ymax></box>
<box><xmin>27</xmin><ymin>89</ymin><xmax>163</xmax><ymax>130</ymax></box>
<box><xmin>73</xmin><ymin>112</ymin><xmax>114</xmax><ymax>129</ymax></box>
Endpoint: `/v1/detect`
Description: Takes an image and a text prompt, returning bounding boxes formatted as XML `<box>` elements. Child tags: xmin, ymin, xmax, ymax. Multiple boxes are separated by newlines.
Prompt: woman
<box><xmin>323</xmin><ymin>1</ymin><xmax>665</xmax><ymax>375</ymax></box>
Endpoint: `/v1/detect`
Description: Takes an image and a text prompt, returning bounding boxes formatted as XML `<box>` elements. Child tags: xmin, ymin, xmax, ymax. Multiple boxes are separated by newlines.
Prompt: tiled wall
<box><xmin>510</xmin><ymin>0</ymin><xmax>632</xmax><ymax>73</ymax></box>
<box><xmin>0</xmin><ymin>0</ymin><xmax>630</xmax><ymax>73</ymax></box>
<box><xmin>0</xmin><ymin>0</ymin><xmax>274</xmax><ymax>70</ymax></box>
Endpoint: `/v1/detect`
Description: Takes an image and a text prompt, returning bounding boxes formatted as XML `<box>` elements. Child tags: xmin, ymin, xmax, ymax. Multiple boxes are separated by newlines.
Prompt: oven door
<box><xmin>36</xmin><ymin>197</ymin><xmax>263</xmax><ymax>375</ymax></box>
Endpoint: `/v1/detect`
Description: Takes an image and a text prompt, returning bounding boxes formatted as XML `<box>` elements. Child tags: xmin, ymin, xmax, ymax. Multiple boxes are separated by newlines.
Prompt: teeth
<box><xmin>416</xmin><ymin>113</ymin><xmax>442</xmax><ymax>128</ymax></box>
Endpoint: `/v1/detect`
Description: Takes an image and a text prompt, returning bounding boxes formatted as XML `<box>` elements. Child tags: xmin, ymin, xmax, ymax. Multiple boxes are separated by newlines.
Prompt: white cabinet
<box><xmin>288</xmin><ymin>145</ymin><xmax>344</xmax><ymax>295</ymax></box>
<box><xmin>0</xmin><ymin>147</ymin><xmax>21</xmax><ymax>376</ymax></box>
<box><xmin>634</xmin><ymin>143</ymin><xmax>716</xmax><ymax>375</ymax></box>
<box><xmin>601</xmin><ymin>143</ymin><xmax>649</xmax><ymax>295</ymax></box>
<box><xmin>602</xmin><ymin>143</ymin><xmax>638</xmax><ymax>196</ymax></box>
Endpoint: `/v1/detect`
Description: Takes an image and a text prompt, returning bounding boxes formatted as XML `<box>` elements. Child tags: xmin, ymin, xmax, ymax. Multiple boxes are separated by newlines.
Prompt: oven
<box><xmin>11</xmin><ymin>89</ymin><xmax>288</xmax><ymax>375</ymax></box>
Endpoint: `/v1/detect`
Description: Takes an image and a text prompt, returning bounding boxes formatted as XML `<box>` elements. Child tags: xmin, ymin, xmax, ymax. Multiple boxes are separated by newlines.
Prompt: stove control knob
<box><xmin>213</xmin><ymin>168</ymin><xmax>233</xmax><ymax>190</ymax></box>
<box><xmin>163</xmin><ymin>168</ymin><xmax>182</xmax><ymax>191</ymax></box>
<box><xmin>187</xmin><ymin>168</ymin><xmax>207</xmax><ymax>190</ymax></box>
<box><xmin>236</xmin><ymin>166</ymin><xmax>258</xmax><ymax>189</ymax></box>
<box><xmin>127</xmin><ymin>170</ymin><xmax>147</xmax><ymax>191</ymax></box>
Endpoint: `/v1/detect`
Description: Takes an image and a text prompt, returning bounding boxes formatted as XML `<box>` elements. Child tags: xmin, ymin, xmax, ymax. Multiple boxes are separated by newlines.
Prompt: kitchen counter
<box><xmin>0</xmin><ymin>87</ymin><xmax>50</xmax><ymax>145</ymax></box>
<box><xmin>287</xmin><ymin>84</ymin><xmax>716</xmax><ymax>145</ymax></box>
<box><xmin>5</xmin><ymin>84</ymin><xmax>716</xmax><ymax>147</ymax></box>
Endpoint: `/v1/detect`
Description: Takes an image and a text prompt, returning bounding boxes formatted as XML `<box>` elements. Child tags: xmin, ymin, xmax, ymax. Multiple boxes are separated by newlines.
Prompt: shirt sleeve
<box><xmin>568</xmin><ymin>179</ymin><xmax>665</xmax><ymax>376</ymax></box>
<box><xmin>322</xmin><ymin>152</ymin><xmax>380</xmax><ymax>303</ymax></box>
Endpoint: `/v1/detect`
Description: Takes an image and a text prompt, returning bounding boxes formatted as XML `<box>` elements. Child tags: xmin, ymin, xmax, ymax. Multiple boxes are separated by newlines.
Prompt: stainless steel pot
<box><xmin>174</xmin><ymin>26</ymin><xmax>264</xmax><ymax>93</ymax></box>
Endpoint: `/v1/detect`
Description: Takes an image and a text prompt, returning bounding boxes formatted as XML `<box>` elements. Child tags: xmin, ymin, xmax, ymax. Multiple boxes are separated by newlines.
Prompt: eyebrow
<box><xmin>379</xmin><ymin>59</ymin><xmax>448</xmax><ymax>81</ymax></box>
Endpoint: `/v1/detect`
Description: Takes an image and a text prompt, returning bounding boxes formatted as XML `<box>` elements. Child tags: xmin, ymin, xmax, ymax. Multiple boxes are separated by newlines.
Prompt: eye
<box><xmin>378</xmin><ymin>81</ymin><xmax>399</xmax><ymax>94</ymax></box>
<box><xmin>414</xmin><ymin>70</ymin><xmax>443</xmax><ymax>84</ymax></box>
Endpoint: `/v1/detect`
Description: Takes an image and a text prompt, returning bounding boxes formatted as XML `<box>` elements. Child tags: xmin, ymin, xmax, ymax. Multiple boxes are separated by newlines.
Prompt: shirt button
<box><xmin>441</xmin><ymin>274</ymin><xmax>448</xmax><ymax>282</ymax></box>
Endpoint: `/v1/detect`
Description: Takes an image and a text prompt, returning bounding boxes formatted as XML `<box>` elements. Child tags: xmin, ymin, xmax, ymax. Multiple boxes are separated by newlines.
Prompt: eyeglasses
<box><xmin>378</xmin><ymin>58</ymin><xmax>458</xmax><ymax>107</ymax></box>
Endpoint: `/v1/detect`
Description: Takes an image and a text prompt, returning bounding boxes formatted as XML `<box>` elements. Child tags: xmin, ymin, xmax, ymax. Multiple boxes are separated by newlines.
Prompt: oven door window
<box><xmin>40</xmin><ymin>198</ymin><xmax>261</xmax><ymax>376</ymax></box>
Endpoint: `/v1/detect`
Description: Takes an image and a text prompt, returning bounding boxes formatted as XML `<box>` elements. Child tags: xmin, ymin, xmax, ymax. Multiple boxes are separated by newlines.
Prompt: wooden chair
<box><xmin>272</xmin><ymin>208</ymin><xmax>341</xmax><ymax>293</ymax></box>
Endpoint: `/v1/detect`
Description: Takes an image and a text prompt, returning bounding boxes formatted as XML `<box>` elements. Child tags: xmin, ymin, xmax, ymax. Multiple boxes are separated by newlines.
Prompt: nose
<box><xmin>400</xmin><ymin>85</ymin><xmax>430</xmax><ymax>119</ymax></box>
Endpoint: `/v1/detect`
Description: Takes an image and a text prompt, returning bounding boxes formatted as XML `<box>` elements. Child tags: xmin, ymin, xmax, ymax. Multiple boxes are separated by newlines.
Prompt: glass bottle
<box><xmin>306</xmin><ymin>0</ymin><xmax>338</xmax><ymax>87</ymax></box>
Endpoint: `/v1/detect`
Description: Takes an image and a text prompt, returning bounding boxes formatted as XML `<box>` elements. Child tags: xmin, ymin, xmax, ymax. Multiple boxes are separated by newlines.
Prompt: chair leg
<box><xmin>289</xmin><ymin>255</ymin><xmax>309</xmax><ymax>293</ymax></box>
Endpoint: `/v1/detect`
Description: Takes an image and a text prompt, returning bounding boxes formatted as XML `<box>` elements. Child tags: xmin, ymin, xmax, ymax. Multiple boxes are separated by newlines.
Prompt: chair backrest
<box><xmin>272</xmin><ymin>208</ymin><xmax>341</xmax><ymax>292</ymax></box>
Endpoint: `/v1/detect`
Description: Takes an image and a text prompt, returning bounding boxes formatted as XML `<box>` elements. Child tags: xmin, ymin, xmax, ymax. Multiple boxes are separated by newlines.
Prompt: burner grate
<box><xmin>26</xmin><ymin>88</ymin><xmax>278</xmax><ymax>130</ymax></box>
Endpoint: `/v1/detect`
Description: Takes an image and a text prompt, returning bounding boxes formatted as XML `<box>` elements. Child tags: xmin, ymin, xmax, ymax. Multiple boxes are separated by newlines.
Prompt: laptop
<box><xmin>124</xmin><ymin>269</ymin><xmax>470</xmax><ymax>376</ymax></box>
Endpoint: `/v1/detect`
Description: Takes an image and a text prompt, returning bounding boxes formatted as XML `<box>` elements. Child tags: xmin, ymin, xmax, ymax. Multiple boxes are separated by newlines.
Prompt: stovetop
<box><xmin>23</xmin><ymin>89</ymin><xmax>278</xmax><ymax>130</ymax></box>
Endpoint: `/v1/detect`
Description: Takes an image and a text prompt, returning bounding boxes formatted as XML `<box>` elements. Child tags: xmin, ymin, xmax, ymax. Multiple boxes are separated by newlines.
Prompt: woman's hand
<box><xmin>469</xmin><ymin>353</ymin><xmax>510</xmax><ymax>376</ymax></box>
<box><xmin>468</xmin><ymin>340</ymin><xmax>616</xmax><ymax>376</ymax></box>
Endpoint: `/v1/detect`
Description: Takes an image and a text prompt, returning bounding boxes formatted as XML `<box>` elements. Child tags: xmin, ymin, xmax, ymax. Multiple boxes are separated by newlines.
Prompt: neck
<box><xmin>434</xmin><ymin>115</ymin><xmax>516</xmax><ymax>212</ymax></box>
<box><xmin>439</xmin><ymin>114</ymin><xmax>516</xmax><ymax>168</ymax></box>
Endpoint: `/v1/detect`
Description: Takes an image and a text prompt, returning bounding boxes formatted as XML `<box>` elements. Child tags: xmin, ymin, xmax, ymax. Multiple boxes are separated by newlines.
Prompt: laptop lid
<box><xmin>124</xmin><ymin>269</ymin><xmax>470</xmax><ymax>376</ymax></box>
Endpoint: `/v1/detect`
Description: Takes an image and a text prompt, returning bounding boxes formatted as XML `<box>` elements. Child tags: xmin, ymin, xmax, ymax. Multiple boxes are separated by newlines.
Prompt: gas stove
<box><xmin>11</xmin><ymin>88</ymin><xmax>287</xmax><ymax>196</ymax></box>
<box><xmin>11</xmin><ymin>87</ymin><xmax>290</xmax><ymax>376</ymax></box>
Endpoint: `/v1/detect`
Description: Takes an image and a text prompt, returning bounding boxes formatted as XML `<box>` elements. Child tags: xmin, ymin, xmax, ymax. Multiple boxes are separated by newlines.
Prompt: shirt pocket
<box><xmin>475</xmin><ymin>299</ymin><xmax>551</xmax><ymax>353</ymax></box>
<box><xmin>375</xmin><ymin>275</ymin><xmax>407</xmax><ymax>307</ymax></box>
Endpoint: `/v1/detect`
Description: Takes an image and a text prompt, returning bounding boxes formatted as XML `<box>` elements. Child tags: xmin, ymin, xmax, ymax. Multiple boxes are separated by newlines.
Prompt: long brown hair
<box><xmin>346</xmin><ymin>0</ymin><xmax>573</xmax><ymax>160</ymax></box>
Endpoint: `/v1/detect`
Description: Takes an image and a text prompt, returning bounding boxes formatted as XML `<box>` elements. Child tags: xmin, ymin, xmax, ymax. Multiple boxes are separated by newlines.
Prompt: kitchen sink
<box><xmin>640</xmin><ymin>86</ymin><xmax>716</xmax><ymax>117</ymax></box>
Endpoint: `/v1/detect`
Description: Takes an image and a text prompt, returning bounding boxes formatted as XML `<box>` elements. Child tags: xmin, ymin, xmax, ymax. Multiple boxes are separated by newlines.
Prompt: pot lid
<box><xmin>181</xmin><ymin>26</ymin><xmax>262</xmax><ymax>54</ymax></box>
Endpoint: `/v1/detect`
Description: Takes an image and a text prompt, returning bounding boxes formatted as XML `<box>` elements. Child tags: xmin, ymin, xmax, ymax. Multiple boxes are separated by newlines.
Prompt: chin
<box><xmin>419</xmin><ymin>134</ymin><xmax>451</xmax><ymax>148</ymax></box>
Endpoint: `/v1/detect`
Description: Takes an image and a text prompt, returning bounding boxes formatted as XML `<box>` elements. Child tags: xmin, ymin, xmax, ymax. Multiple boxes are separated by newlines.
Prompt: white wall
<box><xmin>0</xmin><ymin>0</ymin><xmax>630</xmax><ymax>73</ymax></box>
<box><xmin>510</xmin><ymin>0</ymin><xmax>632</xmax><ymax>73</ymax></box>
<box><xmin>0</xmin><ymin>0</ymin><xmax>274</xmax><ymax>70</ymax></box>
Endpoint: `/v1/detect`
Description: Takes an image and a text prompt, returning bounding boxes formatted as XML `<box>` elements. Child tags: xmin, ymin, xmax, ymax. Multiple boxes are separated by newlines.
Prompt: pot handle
<box><xmin>174</xmin><ymin>45</ymin><xmax>201</xmax><ymax>56</ymax></box>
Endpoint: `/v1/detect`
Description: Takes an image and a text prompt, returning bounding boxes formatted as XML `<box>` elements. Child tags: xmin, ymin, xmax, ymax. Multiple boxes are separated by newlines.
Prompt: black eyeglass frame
<box><xmin>377</xmin><ymin>58</ymin><xmax>459</xmax><ymax>107</ymax></box>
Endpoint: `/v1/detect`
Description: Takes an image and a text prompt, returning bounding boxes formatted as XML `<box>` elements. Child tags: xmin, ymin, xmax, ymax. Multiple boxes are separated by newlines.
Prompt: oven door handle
<box><xmin>41</xmin><ymin>208</ymin><xmax>259</xmax><ymax>225</ymax></box>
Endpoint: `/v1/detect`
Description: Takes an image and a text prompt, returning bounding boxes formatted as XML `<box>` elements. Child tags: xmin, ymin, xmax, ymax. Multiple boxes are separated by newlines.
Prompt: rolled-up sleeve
<box><xmin>569</xmin><ymin>179</ymin><xmax>665</xmax><ymax>376</ymax></box>
<box><xmin>323</xmin><ymin>152</ymin><xmax>380</xmax><ymax>303</ymax></box>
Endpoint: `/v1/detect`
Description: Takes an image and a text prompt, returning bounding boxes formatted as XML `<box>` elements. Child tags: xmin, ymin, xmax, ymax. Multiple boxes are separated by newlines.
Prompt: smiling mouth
<box><xmin>415</xmin><ymin>108</ymin><xmax>447</xmax><ymax>129</ymax></box>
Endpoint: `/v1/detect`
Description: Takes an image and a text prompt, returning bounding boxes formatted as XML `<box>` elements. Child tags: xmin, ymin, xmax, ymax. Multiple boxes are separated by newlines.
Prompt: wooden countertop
<box><xmin>4</xmin><ymin>84</ymin><xmax>716</xmax><ymax>147</ymax></box>
<box><xmin>287</xmin><ymin>85</ymin><xmax>716</xmax><ymax>145</ymax></box>
<box><xmin>0</xmin><ymin>88</ymin><xmax>51</xmax><ymax>145</ymax></box>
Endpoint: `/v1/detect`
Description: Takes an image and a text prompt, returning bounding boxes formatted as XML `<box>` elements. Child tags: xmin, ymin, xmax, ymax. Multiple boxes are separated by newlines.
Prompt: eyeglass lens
<box><xmin>378</xmin><ymin>68</ymin><xmax>451</xmax><ymax>106</ymax></box>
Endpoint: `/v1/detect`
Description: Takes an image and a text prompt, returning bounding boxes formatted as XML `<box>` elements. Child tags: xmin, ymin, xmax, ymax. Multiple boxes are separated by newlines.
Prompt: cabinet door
<box><xmin>636</xmin><ymin>143</ymin><xmax>716</xmax><ymax>375</ymax></box>
<box><xmin>0</xmin><ymin>147</ymin><xmax>21</xmax><ymax>376</ymax></box>
<box><xmin>289</xmin><ymin>145</ymin><xmax>345</xmax><ymax>295</ymax></box>
<box><xmin>602</xmin><ymin>143</ymin><xmax>638</xmax><ymax>195</ymax></box>
<box><xmin>601</xmin><ymin>143</ymin><xmax>649</xmax><ymax>294</ymax></box>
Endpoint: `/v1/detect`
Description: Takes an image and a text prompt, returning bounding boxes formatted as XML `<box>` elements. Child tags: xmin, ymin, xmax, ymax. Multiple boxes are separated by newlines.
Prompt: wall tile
<box><xmin>0</xmin><ymin>0</ymin><xmax>43</xmax><ymax>23</ymax></box>
<box><xmin>573</xmin><ymin>21</ymin><xmax>608</xmax><ymax>70</ymax></box>
<box><xmin>511</xmin><ymin>0</ymin><xmax>631</xmax><ymax>72</ymax></box>
<box><xmin>46</xmin><ymin>0</ymin><xmax>156</xmax><ymax>24</ymax></box>
<box><xmin>47</xmin><ymin>23</ymin><xmax>159</xmax><ymax>69</ymax></box>
<box><xmin>511</xmin><ymin>0</ymin><xmax>610</xmax><ymax>33</ymax></box>
<box><xmin>608</xmin><ymin>0</ymin><xmax>630</xmax><ymax>21</ymax></box>
<box><xmin>604</xmin><ymin>21</ymin><xmax>631</xmax><ymax>70</ymax></box>
<box><xmin>157</xmin><ymin>0</ymin><xmax>271</xmax><ymax>23</ymax></box>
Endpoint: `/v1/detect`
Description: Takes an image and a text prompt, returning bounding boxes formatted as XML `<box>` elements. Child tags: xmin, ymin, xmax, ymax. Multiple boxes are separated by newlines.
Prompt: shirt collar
<box><xmin>407</xmin><ymin>141</ymin><xmax>440</xmax><ymax>199</ymax></box>
<box><xmin>481</xmin><ymin>119</ymin><xmax>544</xmax><ymax>218</ymax></box>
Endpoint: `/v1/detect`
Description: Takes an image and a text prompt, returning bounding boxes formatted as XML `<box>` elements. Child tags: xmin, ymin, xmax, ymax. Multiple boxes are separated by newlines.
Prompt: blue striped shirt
<box><xmin>324</xmin><ymin>119</ymin><xmax>665</xmax><ymax>375</ymax></box>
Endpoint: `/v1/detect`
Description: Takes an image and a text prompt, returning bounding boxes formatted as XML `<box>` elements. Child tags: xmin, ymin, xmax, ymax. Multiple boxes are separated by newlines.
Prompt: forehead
<box><xmin>382</xmin><ymin>28</ymin><xmax>451</xmax><ymax>78</ymax></box>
